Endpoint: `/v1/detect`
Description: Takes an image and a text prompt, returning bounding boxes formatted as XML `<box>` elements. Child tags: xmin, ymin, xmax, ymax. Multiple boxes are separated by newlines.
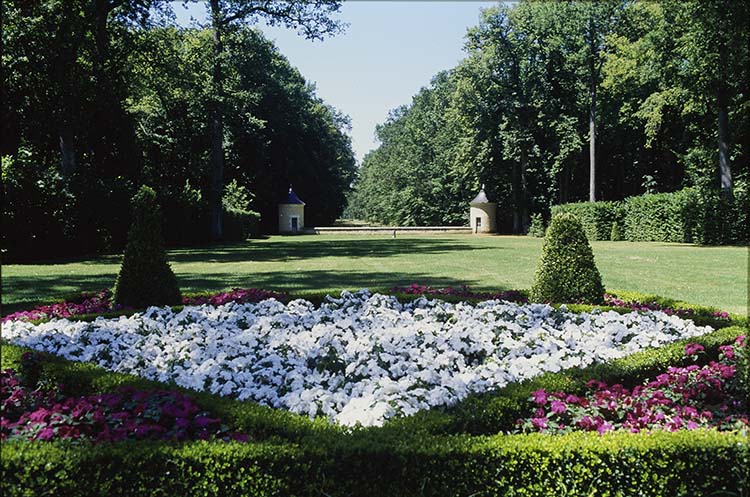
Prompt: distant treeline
<box><xmin>346</xmin><ymin>0</ymin><xmax>748</xmax><ymax>239</ymax></box>
<box><xmin>2</xmin><ymin>1</ymin><xmax>355</xmax><ymax>262</ymax></box>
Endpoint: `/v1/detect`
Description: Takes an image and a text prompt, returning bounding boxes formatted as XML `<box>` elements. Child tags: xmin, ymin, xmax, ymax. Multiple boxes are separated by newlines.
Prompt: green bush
<box><xmin>527</xmin><ymin>213</ymin><xmax>545</xmax><ymax>237</ymax></box>
<box><xmin>551</xmin><ymin>201</ymin><xmax>623</xmax><ymax>241</ymax></box>
<box><xmin>695</xmin><ymin>185</ymin><xmax>749</xmax><ymax>245</ymax></box>
<box><xmin>222</xmin><ymin>179</ymin><xmax>261</xmax><ymax>241</ymax></box>
<box><xmin>623</xmin><ymin>189</ymin><xmax>700</xmax><ymax>243</ymax></box>
<box><xmin>2</xmin><ymin>430</ymin><xmax>747</xmax><ymax>497</ymax></box>
<box><xmin>113</xmin><ymin>186</ymin><xmax>181</xmax><ymax>308</ymax></box>
<box><xmin>223</xmin><ymin>207</ymin><xmax>261</xmax><ymax>242</ymax></box>
<box><xmin>530</xmin><ymin>213</ymin><xmax>605</xmax><ymax>304</ymax></box>
<box><xmin>552</xmin><ymin>184</ymin><xmax>748</xmax><ymax>245</ymax></box>
<box><xmin>2</xmin><ymin>321</ymin><xmax>747</xmax><ymax>496</ymax></box>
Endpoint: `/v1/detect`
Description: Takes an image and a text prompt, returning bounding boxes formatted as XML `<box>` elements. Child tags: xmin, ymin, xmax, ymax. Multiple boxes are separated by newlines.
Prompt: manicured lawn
<box><xmin>2</xmin><ymin>235</ymin><xmax>747</xmax><ymax>314</ymax></box>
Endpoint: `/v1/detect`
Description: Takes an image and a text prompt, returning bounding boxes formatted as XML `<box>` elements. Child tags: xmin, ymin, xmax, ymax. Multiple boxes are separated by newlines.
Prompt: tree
<box><xmin>113</xmin><ymin>185</ymin><xmax>181</xmax><ymax>308</ymax></box>
<box><xmin>201</xmin><ymin>0</ymin><xmax>345</xmax><ymax>240</ymax></box>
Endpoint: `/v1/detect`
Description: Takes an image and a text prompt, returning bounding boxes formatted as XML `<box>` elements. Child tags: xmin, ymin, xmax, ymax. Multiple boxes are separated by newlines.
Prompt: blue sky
<box><xmin>172</xmin><ymin>1</ymin><xmax>497</xmax><ymax>162</ymax></box>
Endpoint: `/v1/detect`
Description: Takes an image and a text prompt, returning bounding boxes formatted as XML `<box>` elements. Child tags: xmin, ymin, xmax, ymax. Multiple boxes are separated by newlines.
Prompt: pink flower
<box><xmin>531</xmin><ymin>417</ymin><xmax>548</xmax><ymax>430</ymax></box>
<box><xmin>550</xmin><ymin>400</ymin><xmax>567</xmax><ymax>414</ymax></box>
<box><xmin>718</xmin><ymin>345</ymin><xmax>735</xmax><ymax>360</ymax></box>
<box><xmin>36</xmin><ymin>428</ymin><xmax>55</xmax><ymax>441</ymax></box>
<box><xmin>596</xmin><ymin>422</ymin><xmax>613</xmax><ymax>434</ymax></box>
<box><xmin>684</xmin><ymin>343</ymin><xmax>705</xmax><ymax>357</ymax></box>
<box><xmin>531</xmin><ymin>389</ymin><xmax>548</xmax><ymax>405</ymax></box>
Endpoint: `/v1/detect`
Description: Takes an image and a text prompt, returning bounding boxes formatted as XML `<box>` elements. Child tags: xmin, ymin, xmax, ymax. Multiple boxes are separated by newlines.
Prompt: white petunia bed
<box><xmin>3</xmin><ymin>290</ymin><xmax>713</xmax><ymax>427</ymax></box>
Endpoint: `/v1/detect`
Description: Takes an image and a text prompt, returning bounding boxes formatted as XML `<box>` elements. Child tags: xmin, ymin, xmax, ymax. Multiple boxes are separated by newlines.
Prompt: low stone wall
<box><xmin>304</xmin><ymin>226</ymin><xmax>473</xmax><ymax>235</ymax></box>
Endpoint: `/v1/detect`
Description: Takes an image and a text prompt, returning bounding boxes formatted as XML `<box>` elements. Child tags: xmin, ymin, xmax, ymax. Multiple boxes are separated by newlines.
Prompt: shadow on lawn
<box><xmin>167</xmin><ymin>236</ymin><xmax>493</xmax><ymax>263</ymax></box>
<box><xmin>1</xmin><ymin>269</ymin><xmax>517</xmax><ymax>315</ymax></box>
<box><xmin>176</xmin><ymin>269</ymin><xmax>509</xmax><ymax>295</ymax></box>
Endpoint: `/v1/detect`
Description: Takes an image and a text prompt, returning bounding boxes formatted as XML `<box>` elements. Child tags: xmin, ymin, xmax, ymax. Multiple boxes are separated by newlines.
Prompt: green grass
<box><xmin>2</xmin><ymin>235</ymin><xmax>747</xmax><ymax>314</ymax></box>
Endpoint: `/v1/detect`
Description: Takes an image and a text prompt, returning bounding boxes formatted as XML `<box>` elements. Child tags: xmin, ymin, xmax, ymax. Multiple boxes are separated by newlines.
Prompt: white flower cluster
<box><xmin>2</xmin><ymin>290</ymin><xmax>713</xmax><ymax>427</ymax></box>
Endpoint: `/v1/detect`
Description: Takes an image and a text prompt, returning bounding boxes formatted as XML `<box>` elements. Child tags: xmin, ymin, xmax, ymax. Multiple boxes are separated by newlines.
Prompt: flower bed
<box><xmin>2</xmin><ymin>289</ymin><xmax>122</xmax><ymax>323</ymax></box>
<box><xmin>1</xmin><ymin>353</ymin><xmax>247</xmax><ymax>443</ymax></box>
<box><xmin>3</xmin><ymin>291</ymin><xmax>714</xmax><ymax>427</ymax></box>
<box><xmin>390</xmin><ymin>283</ymin><xmax>528</xmax><ymax>303</ymax></box>
<box><xmin>3</xmin><ymin>284</ymin><xmax>730</xmax><ymax>324</ymax></box>
<box><xmin>518</xmin><ymin>338</ymin><xmax>748</xmax><ymax>434</ymax></box>
<box><xmin>2</xmin><ymin>288</ymin><xmax>288</xmax><ymax>322</ymax></box>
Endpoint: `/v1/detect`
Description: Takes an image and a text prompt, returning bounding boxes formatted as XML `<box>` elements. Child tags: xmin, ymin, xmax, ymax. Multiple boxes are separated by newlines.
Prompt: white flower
<box><xmin>3</xmin><ymin>290</ymin><xmax>713</xmax><ymax>427</ymax></box>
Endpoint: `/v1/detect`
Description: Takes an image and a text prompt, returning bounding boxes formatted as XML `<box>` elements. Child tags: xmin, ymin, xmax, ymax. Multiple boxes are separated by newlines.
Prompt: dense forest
<box><xmin>346</xmin><ymin>0</ymin><xmax>749</xmax><ymax>234</ymax></box>
<box><xmin>2</xmin><ymin>0</ymin><xmax>353</xmax><ymax>261</ymax></box>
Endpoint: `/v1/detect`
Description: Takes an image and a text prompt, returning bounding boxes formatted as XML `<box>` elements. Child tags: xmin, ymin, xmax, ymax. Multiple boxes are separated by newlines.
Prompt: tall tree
<box><xmin>575</xmin><ymin>0</ymin><xmax>628</xmax><ymax>202</ymax></box>
<box><xmin>202</xmin><ymin>0</ymin><xmax>344</xmax><ymax>240</ymax></box>
<box><xmin>676</xmin><ymin>0</ymin><xmax>748</xmax><ymax>197</ymax></box>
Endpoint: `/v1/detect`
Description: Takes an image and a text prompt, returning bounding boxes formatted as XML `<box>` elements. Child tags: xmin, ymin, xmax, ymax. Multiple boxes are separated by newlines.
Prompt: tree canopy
<box><xmin>346</xmin><ymin>0</ymin><xmax>749</xmax><ymax>233</ymax></box>
<box><xmin>2</xmin><ymin>0</ymin><xmax>355</xmax><ymax>261</ymax></box>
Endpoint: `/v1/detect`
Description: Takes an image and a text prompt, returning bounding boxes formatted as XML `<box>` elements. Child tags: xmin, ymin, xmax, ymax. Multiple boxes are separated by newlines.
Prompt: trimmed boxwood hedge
<box><xmin>223</xmin><ymin>207</ymin><xmax>261</xmax><ymax>242</ymax></box>
<box><xmin>529</xmin><ymin>213</ymin><xmax>605</xmax><ymax>304</ymax></box>
<box><xmin>2</xmin><ymin>430</ymin><xmax>747</xmax><ymax>497</ymax></box>
<box><xmin>552</xmin><ymin>186</ymin><xmax>749</xmax><ymax>245</ymax></box>
<box><xmin>551</xmin><ymin>200</ymin><xmax>624</xmax><ymax>242</ymax></box>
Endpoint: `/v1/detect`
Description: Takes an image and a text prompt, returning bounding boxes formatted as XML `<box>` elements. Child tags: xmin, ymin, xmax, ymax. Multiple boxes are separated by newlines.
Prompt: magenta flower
<box><xmin>531</xmin><ymin>417</ymin><xmax>548</xmax><ymax>429</ymax></box>
<box><xmin>718</xmin><ymin>345</ymin><xmax>735</xmax><ymax>360</ymax></box>
<box><xmin>518</xmin><ymin>338</ymin><xmax>747</xmax><ymax>435</ymax></box>
<box><xmin>36</xmin><ymin>428</ymin><xmax>55</xmax><ymax>440</ymax></box>
<box><xmin>0</xmin><ymin>369</ymin><xmax>249</xmax><ymax>444</ymax></box>
<box><xmin>550</xmin><ymin>400</ymin><xmax>567</xmax><ymax>414</ymax></box>
<box><xmin>684</xmin><ymin>343</ymin><xmax>705</xmax><ymax>356</ymax></box>
<box><xmin>531</xmin><ymin>389</ymin><xmax>548</xmax><ymax>406</ymax></box>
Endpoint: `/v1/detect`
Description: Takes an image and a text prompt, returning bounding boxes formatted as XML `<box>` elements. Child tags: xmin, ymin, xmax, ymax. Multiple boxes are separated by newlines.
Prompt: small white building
<box><xmin>278</xmin><ymin>186</ymin><xmax>305</xmax><ymax>233</ymax></box>
<box><xmin>469</xmin><ymin>185</ymin><xmax>497</xmax><ymax>234</ymax></box>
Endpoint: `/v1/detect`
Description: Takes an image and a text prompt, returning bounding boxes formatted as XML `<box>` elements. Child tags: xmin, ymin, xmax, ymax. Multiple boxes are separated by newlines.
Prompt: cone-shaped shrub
<box><xmin>530</xmin><ymin>213</ymin><xmax>604</xmax><ymax>304</ymax></box>
<box><xmin>113</xmin><ymin>186</ymin><xmax>181</xmax><ymax>308</ymax></box>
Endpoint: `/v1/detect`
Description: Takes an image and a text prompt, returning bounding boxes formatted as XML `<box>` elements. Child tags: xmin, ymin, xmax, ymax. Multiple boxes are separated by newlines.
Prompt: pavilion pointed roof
<box><xmin>282</xmin><ymin>185</ymin><xmax>305</xmax><ymax>205</ymax></box>
<box><xmin>470</xmin><ymin>185</ymin><xmax>493</xmax><ymax>205</ymax></box>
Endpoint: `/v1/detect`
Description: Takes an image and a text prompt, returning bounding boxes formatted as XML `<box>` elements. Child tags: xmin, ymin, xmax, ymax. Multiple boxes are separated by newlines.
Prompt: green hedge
<box><xmin>623</xmin><ymin>189</ymin><xmax>700</xmax><ymax>243</ymax></box>
<box><xmin>2</xmin><ymin>430</ymin><xmax>748</xmax><ymax>497</ymax></box>
<box><xmin>223</xmin><ymin>207</ymin><xmax>260</xmax><ymax>242</ymax></box>
<box><xmin>551</xmin><ymin>200</ymin><xmax>624</xmax><ymax>241</ymax></box>
<box><xmin>552</xmin><ymin>186</ymin><xmax>749</xmax><ymax>245</ymax></box>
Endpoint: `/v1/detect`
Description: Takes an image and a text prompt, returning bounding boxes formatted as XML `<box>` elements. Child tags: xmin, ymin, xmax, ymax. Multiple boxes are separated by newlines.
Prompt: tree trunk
<box><xmin>209</xmin><ymin>0</ymin><xmax>225</xmax><ymax>241</ymax></box>
<box><xmin>587</xmin><ymin>11</ymin><xmax>599</xmax><ymax>203</ymax></box>
<box><xmin>59</xmin><ymin>130</ymin><xmax>76</xmax><ymax>178</ymax></box>
<box><xmin>511</xmin><ymin>156</ymin><xmax>529</xmax><ymax>234</ymax></box>
<box><xmin>589</xmin><ymin>85</ymin><xmax>596</xmax><ymax>202</ymax></box>
<box><xmin>588</xmin><ymin>27</ymin><xmax>597</xmax><ymax>203</ymax></box>
<box><xmin>717</xmin><ymin>79</ymin><xmax>733</xmax><ymax>199</ymax></box>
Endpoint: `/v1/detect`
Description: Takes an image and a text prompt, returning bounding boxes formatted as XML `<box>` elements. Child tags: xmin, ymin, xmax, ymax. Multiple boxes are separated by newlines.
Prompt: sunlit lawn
<box><xmin>2</xmin><ymin>235</ymin><xmax>747</xmax><ymax>315</ymax></box>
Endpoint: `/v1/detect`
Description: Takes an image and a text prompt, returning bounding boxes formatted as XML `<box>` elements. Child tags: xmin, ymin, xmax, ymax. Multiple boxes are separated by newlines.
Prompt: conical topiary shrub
<box><xmin>530</xmin><ymin>212</ymin><xmax>604</xmax><ymax>304</ymax></box>
<box><xmin>113</xmin><ymin>185</ymin><xmax>181</xmax><ymax>308</ymax></box>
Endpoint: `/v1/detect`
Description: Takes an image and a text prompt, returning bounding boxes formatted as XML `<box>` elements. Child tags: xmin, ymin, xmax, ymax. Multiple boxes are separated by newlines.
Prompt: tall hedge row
<box><xmin>552</xmin><ymin>186</ymin><xmax>748</xmax><ymax>244</ymax></box>
<box><xmin>550</xmin><ymin>200</ymin><xmax>623</xmax><ymax>241</ymax></box>
<box><xmin>2</xmin><ymin>430</ymin><xmax>748</xmax><ymax>497</ymax></box>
